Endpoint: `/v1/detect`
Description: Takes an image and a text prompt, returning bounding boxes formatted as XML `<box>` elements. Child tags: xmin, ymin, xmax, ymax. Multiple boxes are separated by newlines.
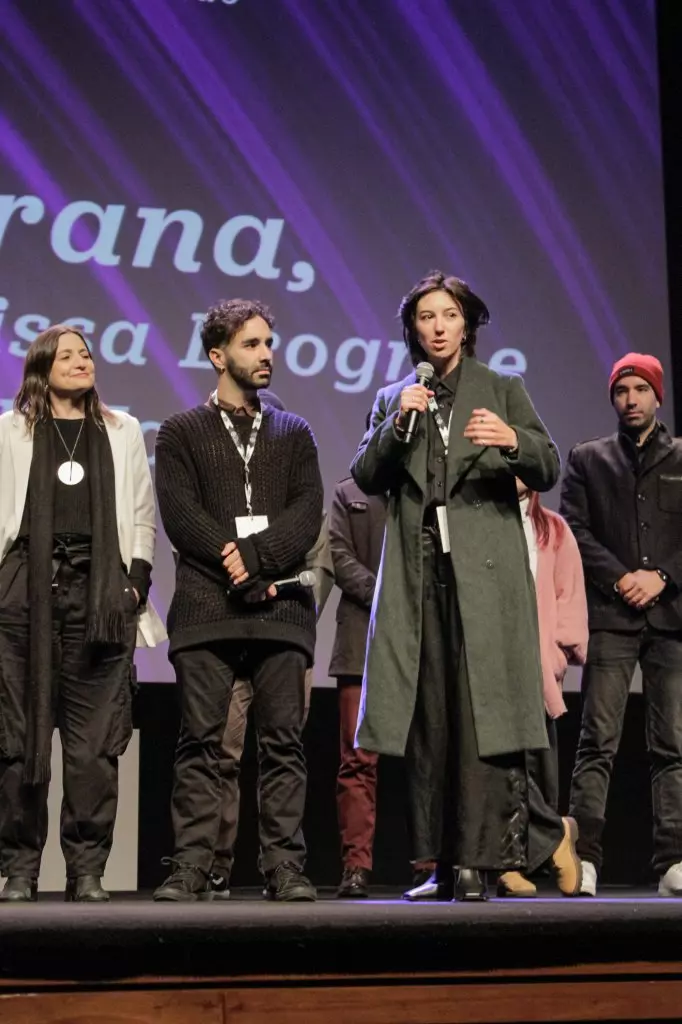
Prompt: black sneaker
<box><xmin>153</xmin><ymin>858</ymin><xmax>213</xmax><ymax>902</ymax></box>
<box><xmin>264</xmin><ymin>862</ymin><xmax>317</xmax><ymax>902</ymax></box>
<box><xmin>208</xmin><ymin>870</ymin><xmax>231</xmax><ymax>900</ymax></box>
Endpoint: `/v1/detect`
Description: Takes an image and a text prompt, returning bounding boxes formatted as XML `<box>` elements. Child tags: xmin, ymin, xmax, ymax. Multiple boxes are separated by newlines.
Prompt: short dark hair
<box><xmin>201</xmin><ymin>298</ymin><xmax>275</xmax><ymax>360</ymax></box>
<box><xmin>398</xmin><ymin>270</ymin><xmax>490</xmax><ymax>365</ymax></box>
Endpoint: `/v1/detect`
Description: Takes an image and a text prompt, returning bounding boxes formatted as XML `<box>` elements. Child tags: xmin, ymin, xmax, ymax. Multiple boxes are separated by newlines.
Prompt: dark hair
<box><xmin>526</xmin><ymin>491</ymin><xmax>565</xmax><ymax>551</ymax></box>
<box><xmin>14</xmin><ymin>324</ymin><xmax>108</xmax><ymax>431</ymax></box>
<box><xmin>398</xmin><ymin>270</ymin><xmax>490</xmax><ymax>365</ymax></box>
<box><xmin>201</xmin><ymin>298</ymin><xmax>275</xmax><ymax>363</ymax></box>
<box><xmin>365</xmin><ymin>409</ymin><xmax>372</xmax><ymax>431</ymax></box>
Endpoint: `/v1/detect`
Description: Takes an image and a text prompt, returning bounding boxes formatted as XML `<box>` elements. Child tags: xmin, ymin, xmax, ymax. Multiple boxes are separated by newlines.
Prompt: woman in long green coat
<box><xmin>351</xmin><ymin>270</ymin><xmax>581</xmax><ymax>896</ymax></box>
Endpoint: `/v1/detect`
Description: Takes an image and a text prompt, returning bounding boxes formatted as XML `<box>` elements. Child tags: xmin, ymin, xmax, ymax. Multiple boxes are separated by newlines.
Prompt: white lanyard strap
<box><xmin>428</xmin><ymin>397</ymin><xmax>453</xmax><ymax>456</ymax></box>
<box><xmin>215</xmin><ymin>396</ymin><xmax>262</xmax><ymax>516</ymax></box>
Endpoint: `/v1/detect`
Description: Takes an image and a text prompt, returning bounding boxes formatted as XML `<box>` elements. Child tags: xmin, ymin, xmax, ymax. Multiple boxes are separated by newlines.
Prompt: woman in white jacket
<box><xmin>0</xmin><ymin>325</ymin><xmax>165</xmax><ymax>903</ymax></box>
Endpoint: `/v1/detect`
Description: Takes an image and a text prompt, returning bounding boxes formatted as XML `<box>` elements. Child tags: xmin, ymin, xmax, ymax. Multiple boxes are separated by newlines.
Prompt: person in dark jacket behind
<box><xmin>328</xmin><ymin>416</ymin><xmax>387</xmax><ymax>898</ymax></box>
<box><xmin>560</xmin><ymin>353</ymin><xmax>682</xmax><ymax>897</ymax></box>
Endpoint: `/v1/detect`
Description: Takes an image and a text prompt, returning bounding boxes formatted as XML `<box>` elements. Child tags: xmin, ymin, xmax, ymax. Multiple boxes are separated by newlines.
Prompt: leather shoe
<box><xmin>550</xmin><ymin>817</ymin><xmax>582</xmax><ymax>896</ymax></box>
<box><xmin>497</xmin><ymin>871</ymin><xmax>537</xmax><ymax>897</ymax></box>
<box><xmin>337</xmin><ymin>866</ymin><xmax>370</xmax><ymax>898</ymax></box>
<box><xmin>403</xmin><ymin>867</ymin><xmax>454</xmax><ymax>902</ymax></box>
<box><xmin>0</xmin><ymin>876</ymin><xmax>38</xmax><ymax>902</ymax></box>
<box><xmin>65</xmin><ymin>874</ymin><xmax>110</xmax><ymax>902</ymax></box>
<box><xmin>264</xmin><ymin>861</ymin><xmax>317</xmax><ymax>902</ymax></box>
<box><xmin>153</xmin><ymin>859</ymin><xmax>212</xmax><ymax>902</ymax></box>
<box><xmin>453</xmin><ymin>868</ymin><xmax>488</xmax><ymax>902</ymax></box>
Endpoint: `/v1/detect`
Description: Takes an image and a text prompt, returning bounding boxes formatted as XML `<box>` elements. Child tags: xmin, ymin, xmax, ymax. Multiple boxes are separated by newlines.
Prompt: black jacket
<box><xmin>559</xmin><ymin>423</ymin><xmax>682</xmax><ymax>632</ymax></box>
<box><xmin>328</xmin><ymin>478</ymin><xmax>386</xmax><ymax>678</ymax></box>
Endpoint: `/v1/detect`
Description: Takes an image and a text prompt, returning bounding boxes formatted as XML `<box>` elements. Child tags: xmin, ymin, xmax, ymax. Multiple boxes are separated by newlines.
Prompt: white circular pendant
<box><xmin>57</xmin><ymin>461</ymin><xmax>85</xmax><ymax>486</ymax></box>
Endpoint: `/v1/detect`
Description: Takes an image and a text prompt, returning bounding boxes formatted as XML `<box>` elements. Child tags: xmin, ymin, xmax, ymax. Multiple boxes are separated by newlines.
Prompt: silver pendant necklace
<box><xmin>54</xmin><ymin>418</ymin><xmax>86</xmax><ymax>486</ymax></box>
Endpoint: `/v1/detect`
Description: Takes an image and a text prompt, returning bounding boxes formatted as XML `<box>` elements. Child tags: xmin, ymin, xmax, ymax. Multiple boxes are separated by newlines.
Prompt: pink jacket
<box><xmin>534</xmin><ymin>509</ymin><xmax>589</xmax><ymax>718</ymax></box>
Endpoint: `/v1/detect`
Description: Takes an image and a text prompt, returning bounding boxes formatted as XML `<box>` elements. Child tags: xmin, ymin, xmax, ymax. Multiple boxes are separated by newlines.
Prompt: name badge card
<box><xmin>235</xmin><ymin>515</ymin><xmax>269</xmax><ymax>539</ymax></box>
<box><xmin>435</xmin><ymin>506</ymin><xmax>451</xmax><ymax>554</ymax></box>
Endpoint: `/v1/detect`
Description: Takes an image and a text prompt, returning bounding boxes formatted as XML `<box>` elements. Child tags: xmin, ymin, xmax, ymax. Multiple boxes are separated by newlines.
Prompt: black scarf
<box><xmin>25</xmin><ymin>415</ymin><xmax>127</xmax><ymax>784</ymax></box>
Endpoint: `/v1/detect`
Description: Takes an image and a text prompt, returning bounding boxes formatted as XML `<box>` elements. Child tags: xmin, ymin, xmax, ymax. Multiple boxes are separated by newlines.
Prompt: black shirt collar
<box><xmin>433</xmin><ymin>360</ymin><xmax>463</xmax><ymax>395</ymax></box>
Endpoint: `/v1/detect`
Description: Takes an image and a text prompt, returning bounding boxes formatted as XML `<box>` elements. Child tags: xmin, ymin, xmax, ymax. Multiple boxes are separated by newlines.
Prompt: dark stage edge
<box><xmin>2</xmin><ymin>887</ymin><xmax>682</xmax><ymax>980</ymax></box>
<box><xmin>3</xmin><ymin>891</ymin><xmax>682</xmax><ymax>1023</ymax></box>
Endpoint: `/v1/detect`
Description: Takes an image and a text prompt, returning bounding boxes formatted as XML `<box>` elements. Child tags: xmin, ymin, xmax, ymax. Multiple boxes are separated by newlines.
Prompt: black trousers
<box><xmin>170</xmin><ymin>639</ymin><xmax>308</xmax><ymax>875</ymax></box>
<box><xmin>405</xmin><ymin>529</ymin><xmax>563</xmax><ymax>872</ymax></box>
<box><xmin>570</xmin><ymin>627</ymin><xmax>682</xmax><ymax>875</ymax></box>
<box><xmin>0</xmin><ymin>549</ymin><xmax>137</xmax><ymax>878</ymax></box>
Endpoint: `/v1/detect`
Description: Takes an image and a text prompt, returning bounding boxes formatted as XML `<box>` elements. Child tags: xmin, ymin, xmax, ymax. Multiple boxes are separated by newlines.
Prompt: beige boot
<box><xmin>550</xmin><ymin>817</ymin><xmax>582</xmax><ymax>896</ymax></box>
<box><xmin>497</xmin><ymin>871</ymin><xmax>537</xmax><ymax>897</ymax></box>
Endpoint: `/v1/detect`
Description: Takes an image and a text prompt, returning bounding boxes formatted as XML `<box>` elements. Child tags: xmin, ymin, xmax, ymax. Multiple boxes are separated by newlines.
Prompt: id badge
<box><xmin>235</xmin><ymin>515</ymin><xmax>269</xmax><ymax>538</ymax></box>
<box><xmin>435</xmin><ymin>506</ymin><xmax>451</xmax><ymax>554</ymax></box>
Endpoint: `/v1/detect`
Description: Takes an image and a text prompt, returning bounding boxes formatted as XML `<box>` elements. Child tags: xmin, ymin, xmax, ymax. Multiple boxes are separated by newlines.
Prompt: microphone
<box><xmin>403</xmin><ymin>361</ymin><xmax>435</xmax><ymax>444</ymax></box>
<box><xmin>272</xmin><ymin>569</ymin><xmax>317</xmax><ymax>590</ymax></box>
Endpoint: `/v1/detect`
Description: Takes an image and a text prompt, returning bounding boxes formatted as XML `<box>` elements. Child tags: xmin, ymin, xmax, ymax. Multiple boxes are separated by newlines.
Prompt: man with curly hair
<box><xmin>153</xmin><ymin>299</ymin><xmax>323</xmax><ymax>902</ymax></box>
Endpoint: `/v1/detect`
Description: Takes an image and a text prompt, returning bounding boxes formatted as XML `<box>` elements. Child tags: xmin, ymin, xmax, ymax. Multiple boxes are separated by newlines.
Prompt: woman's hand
<box><xmin>463</xmin><ymin>408</ymin><xmax>517</xmax><ymax>448</ymax></box>
<box><xmin>396</xmin><ymin>384</ymin><xmax>434</xmax><ymax>432</ymax></box>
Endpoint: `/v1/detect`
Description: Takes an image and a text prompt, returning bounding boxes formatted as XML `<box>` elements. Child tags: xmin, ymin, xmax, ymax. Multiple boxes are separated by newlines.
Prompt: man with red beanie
<box><xmin>560</xmin><ymin>353</ymin><xmax>682</xmax><ymax>896</ymax></box>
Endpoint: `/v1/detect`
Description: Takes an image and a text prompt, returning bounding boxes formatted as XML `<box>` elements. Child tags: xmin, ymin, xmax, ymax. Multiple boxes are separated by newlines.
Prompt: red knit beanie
<box><xmin>609</xmin><ymin>353</ymin><xmax>664</xmax><ymax>404</ymax></box>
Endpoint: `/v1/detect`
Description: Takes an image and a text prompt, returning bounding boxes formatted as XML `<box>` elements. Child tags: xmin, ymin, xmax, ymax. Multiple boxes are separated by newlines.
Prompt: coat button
<box><xmin>473</xmin><ymin>499</ymin><xmax>482</xmax><ymax>509</ymax></box>
<box><xmin>637</xmin><ymin>493</ymin><xmax>646</xmax><ymax>501</ymax></box>
<box><xmin>485</xmin><ymin>559</ymin><xmax>494</xmax><ymax>569</ymax></box>
<box><xmin>642</xmin><ymin>555</ymin><xmax>650</xmax><ymax>565</ymax></box>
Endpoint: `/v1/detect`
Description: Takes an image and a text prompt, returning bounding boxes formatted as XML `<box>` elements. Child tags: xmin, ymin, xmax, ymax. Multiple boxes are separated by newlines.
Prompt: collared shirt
<box><xmin>215</xmin><ymin>395</ymin><xmax>260</xmax><ymax>446</ymax></box>
<box><xmin>618</xmin><ymin>420</ymin><xmax>661</xmax><ymax>476</ymax></box>
<box><xmin>425</xmin><ymin>361</ymin><xmax>463</xmax><ymax>512</ymax></box>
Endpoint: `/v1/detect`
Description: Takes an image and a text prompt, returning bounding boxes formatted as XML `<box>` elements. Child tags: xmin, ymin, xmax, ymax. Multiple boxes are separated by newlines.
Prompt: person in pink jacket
<box><xmin>497</xmin><ymin>479</ymin><xmax>589</xmax><ymax>896</ymax></box>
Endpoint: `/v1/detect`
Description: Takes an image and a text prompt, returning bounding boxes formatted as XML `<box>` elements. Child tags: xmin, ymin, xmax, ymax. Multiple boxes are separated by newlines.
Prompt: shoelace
<box><xmin>273</xmin><ymin>861</ymin><xmax>302</xmax><ymax>876</ymax></box>
<box><xmin>160</xmin><ymin>857</ymin><xmax>208</xmax><ymax>882</ymax></box>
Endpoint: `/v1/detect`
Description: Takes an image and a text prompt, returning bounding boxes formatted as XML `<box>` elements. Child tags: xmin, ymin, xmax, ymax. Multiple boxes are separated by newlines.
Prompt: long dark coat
<box><xmin>350</xmin><ymin>356</ymin><xmax>560</xmax><ymax>759</ymax></box>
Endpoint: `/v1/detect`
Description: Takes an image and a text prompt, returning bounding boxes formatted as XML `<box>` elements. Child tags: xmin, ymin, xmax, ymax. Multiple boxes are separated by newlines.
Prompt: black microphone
<box><xmin>403</xmin><ymin>361</ymin><xmax>435</xmax><ymax>444</ymax></box>
<box><xmin>272</xmin><ymin>569</ymin><xmax>317</xmax><ymax>590</ymax></box>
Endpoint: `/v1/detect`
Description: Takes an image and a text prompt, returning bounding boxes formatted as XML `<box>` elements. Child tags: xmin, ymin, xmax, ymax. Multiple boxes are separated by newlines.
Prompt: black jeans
<box><xmin>169</xmin><ymin>639</ymin><xmax>308</xmax><ymax>875</ymax></box>
<box><xmin>405</xmin><ymin>529</ymin><xmax>563</xmax><ymax>872</ymax></box>
<box><xmin>570</xmin><ymin>627</ymin><xmax>682</xmax><ymax>875</ymax></box>
<box><xmin>0</xmin><ymin>549</ymin><xmax>137</xmax><ymax>878</ymax></box>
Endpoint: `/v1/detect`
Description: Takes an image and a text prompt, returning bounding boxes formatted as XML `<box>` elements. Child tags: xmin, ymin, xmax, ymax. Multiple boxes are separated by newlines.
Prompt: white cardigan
<box><xmin>0</xmin><ymin>410</ymin><xmax>166</xmax><ymax>648</ymax></box>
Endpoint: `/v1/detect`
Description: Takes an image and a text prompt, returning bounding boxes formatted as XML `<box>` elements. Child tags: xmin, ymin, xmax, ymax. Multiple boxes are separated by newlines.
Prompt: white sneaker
<box><xmin>658</xmin><ymin>862</ymin><xmax>682</xmax><ymax>897</ymax></box>
<box><xmin>579</xmin><ymin>860</ymin><xmax>597</xmax><ymax>896</ymax></box>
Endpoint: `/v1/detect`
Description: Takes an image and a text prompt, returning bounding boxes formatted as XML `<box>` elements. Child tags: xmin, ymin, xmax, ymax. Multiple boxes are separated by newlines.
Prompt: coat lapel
<box><xmin>105</xmin><ymin>416</ymin><xmax>127</xmax><ymax>515</ymax></box>
<box><xmin>638</xmin><ymin>425</ymin><xmax>675</xmax><ymax>478</ymax></box>
<box><xmin>9</xmin><ymin>414</ymin><xmax>33</xmax><ymax>526</ymax></box>
<box><xmin>446</xmin><ymin>358</ymin><xmax>492</xmax><ymax>495</ymax></box>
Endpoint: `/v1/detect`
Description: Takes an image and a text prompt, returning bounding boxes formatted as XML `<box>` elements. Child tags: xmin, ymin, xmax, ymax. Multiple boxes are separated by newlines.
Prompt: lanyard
<box><xmin>428</xmin><ymin>397</ymin><xmax>452</xmax><ymax>456</ymax></box>
<box><xmin>214</xmin><ymin>394</ymin><xmax>262</xmax><ymax>516</ymax></box>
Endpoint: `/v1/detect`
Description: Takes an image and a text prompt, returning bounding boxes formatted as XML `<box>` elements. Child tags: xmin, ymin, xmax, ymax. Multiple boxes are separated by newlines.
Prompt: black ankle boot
<box><xmin>65</xmin><ymin>874</ymin><xmax>110</xmax><ymax>902</ymax></box>
<box><xmin>453</xmin><ymin>868</ymin><xmax>488</xmax><ymax>902</ymax></box>
<box><xmin>0</xmin><ymin>876</ymin><xmax>38</xmax><ymax>902</ymax></box>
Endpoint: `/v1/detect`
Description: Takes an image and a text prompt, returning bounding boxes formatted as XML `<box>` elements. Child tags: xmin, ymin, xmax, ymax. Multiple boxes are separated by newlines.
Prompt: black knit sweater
<box><xmin>155</xmin><ymin>402</ymin><xmax>323</xmax><ymax>659</ymax></box>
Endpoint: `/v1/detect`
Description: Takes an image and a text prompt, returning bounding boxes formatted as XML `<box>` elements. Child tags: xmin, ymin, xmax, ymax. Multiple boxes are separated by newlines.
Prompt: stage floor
<box><xmin>2</xmin><ymin>886</ymin><xmax>682</xmax><ymax>981</ymax></box>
